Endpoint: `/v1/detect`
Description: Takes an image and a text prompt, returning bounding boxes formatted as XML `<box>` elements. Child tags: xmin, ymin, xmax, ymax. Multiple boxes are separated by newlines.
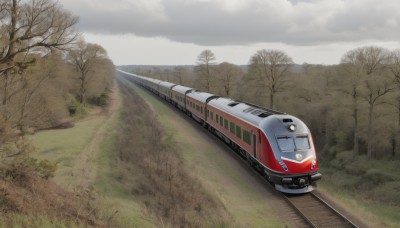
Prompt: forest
<box><xmin>124</xmin><ymin>46</ymin><xmax>400</xmax><ymax>161</ymax></box>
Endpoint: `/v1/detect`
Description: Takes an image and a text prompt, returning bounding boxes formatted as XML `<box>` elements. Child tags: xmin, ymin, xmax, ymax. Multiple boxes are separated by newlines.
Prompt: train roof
<box><xmin>148</xmin><ymin>78</ymin><xmax>162</xmax><ymax>84</ymax></box>
<box><xmin>159</xmin><ymin>81</ymin><xmax>176</xmax><ymax>89</ymax></box>
<box><xmin>208</xmin><ymin>97</ymin><xmax>284</xmax><ymax>126</ymax></box>
<box><xmin>187</xmin><ymin>91</ymin><xmax>218</xmax><ymax>103</ymax></box>
<box><xmin>172</xmin><ymin>85</ymin><xmax>194</xmax><ymax>94</ymax></box>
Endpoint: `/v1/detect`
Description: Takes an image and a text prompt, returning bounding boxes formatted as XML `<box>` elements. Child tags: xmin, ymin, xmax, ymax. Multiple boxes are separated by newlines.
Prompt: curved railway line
<box><xmin>120</xmin><ymin>73</ymin><xmax>362</xmax><ymax>228</ymax></box>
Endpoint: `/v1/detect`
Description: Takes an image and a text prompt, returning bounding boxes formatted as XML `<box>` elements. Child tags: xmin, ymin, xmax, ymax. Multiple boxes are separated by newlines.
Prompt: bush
<box><xmin>66</xmin><ymin>94</ymin><xmax>86</xmax><ymax>117</ymax></box>
<box><xmin>3</xmin><ymin>158</ymin><xmax>57</xmax><ymax>182</ymax></box>
<box><xmin>89</xmin><ymin>92</ymin><xmax>110</xmax><ymax>107</ymax></box>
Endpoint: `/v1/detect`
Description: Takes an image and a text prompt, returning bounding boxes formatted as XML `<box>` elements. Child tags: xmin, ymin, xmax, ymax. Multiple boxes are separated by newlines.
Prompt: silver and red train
<box><xmin>119</xmin><ymin>70</ymin><xmax>322</xmax><ymax>194</ymax></box>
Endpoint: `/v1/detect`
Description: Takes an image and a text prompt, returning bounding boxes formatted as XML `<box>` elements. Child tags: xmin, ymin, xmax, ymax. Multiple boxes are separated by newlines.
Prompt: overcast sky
<box><xmin>59</xmin><ymin>0</ymin><xmax>400</xmax><ymax>66</ymax></box>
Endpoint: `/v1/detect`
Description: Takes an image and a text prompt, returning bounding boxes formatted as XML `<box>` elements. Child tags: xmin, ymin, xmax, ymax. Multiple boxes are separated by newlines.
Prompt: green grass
<box><xmin>0</xmin><ymin>213</ymin><xmax>85</xmax><ymax>228</ymax></box>
<box><xmin>93</xmin><ymin>96</ymin><xmax>155</xmax><ymax>227</ymax></box>
<box><xmin>125</xmin><ymin>80</ymin><xmax>286</xmax><ymax>227</ymax></box>
<box><xmin>30</xmin><ymin>117</ymin><xmax>105</xmax><ymax>185</ymax></box>
<box><xmin>29</xmin><ymin>88</ymin><xmax>155</xmax><ymax>227</ymax></box>
<box><xmin>319</xmin><ymin>150</ymin><xmax>400</xmax><ymax>227</ymax></box>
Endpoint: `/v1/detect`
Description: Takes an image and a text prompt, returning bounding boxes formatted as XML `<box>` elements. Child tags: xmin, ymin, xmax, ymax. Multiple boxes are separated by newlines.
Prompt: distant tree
<box><xmin>216</xmin><ymin>62</ymin><xmax>242</xmax><ymax>96</ymax></box>
<box><xmin>340</xmin><ymin>46</ymin><xmax>388</xmax><ymax>155</ymax></box>
<box><xmin>362</xmin><ymin>77</ymin><xmax>393</xmax><ymax>158</ymax></box>
<box><xmin>173</xmin><ymin>66</ymin><xmax>192</xmax><ymax>86</ymax></box>
<box><xmin>248</xmin><ymin>49</ymin><xmax>293</xmax><ymax>109</ymax></box>
<box><xmin>67</xmin><ymin>41</ymin><xmax>108</xmax><ymax>104</ymax></box>
<box><xmin>386</xmin><ymin>49</ymin><xmax>400</xmax><ymax>156</ymax></box>
<box><xmin>195</xmin><ymin>50</ymin><xmax>216</xmax><ymax>92</ymax></box>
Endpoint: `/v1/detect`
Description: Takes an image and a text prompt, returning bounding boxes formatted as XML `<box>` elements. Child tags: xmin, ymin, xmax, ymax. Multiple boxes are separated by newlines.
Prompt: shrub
<box><xmin>89</xmin><ymin>92</ymin><xmax>110</xmax><ymax>107</ymax></box>
<box><xmin>66</xmin><ymin>94</ymin><xmax>87</xmax><ymax>117</ymax></box>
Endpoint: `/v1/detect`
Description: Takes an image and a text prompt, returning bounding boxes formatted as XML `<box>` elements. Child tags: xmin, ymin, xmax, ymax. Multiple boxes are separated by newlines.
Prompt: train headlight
<box><xmin>311</xmin><ymin>158</ymin><xmax>316</xmax><ymax>169</ymax></box>
<box><xmin>288</xmin><ymin>124</ymin><xmax>296</xmax><ymax>132</ymax></box>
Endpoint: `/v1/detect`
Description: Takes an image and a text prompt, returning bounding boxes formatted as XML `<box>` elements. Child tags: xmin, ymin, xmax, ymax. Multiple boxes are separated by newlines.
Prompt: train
<box><xmin>118</xmin><ymin>69</ymin><xmax>322</xmax><ymax>194</ymax></box>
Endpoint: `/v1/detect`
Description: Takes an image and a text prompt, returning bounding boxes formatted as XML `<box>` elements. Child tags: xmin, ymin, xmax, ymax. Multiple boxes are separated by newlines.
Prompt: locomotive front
<box><xmin>259</xmin><ymin>115</ymin><xmax>322</xmax><ymax>194</ymax></box>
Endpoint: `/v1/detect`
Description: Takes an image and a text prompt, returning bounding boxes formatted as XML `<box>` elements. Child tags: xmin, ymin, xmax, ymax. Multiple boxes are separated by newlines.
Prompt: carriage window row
<box><xmin>174</xmin><ymin>95</ymin><xmax>184</xmax><ymax>102</ymax></box>
<box><xmin>208</xmin><ymin>111</ymin><xmax>251</xmax><ymax>146</ymax></box>
<box><xmin>187</xmin><ymin>100</ymin><xmax>200</xmax><ymax>112</ymax></box>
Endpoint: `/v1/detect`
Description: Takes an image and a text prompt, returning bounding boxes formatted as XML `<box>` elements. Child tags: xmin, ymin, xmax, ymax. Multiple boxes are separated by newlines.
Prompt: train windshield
<box><xmin>294</xmin><ymin>135</ymin><xmax>310</xmax><ymax>150</ymax></box>
<box><xmin>277</xmin><ymin>136</ymin><xmax>295</xmax><ymax>151</ymax></box>
<box><xmin>277</xmin><ymin>135</ymin><xmax>310</xmax><ymax>151</ymax></box>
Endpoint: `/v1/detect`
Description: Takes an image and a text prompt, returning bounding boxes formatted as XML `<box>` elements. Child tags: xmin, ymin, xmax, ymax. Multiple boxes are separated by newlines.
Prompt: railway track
<box><xmin>283</xmin><ymin>192</ymin><xmax>358</xmax><ymax>227</ymax></box>
<box><xmin>121</xmin><ymin>75</ymin><xmax>361</xmax><ymax>227</ymax></box>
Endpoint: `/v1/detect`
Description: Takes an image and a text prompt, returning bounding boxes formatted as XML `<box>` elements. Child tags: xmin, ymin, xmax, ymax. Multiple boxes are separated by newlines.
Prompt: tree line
<box><xmin>131</xmin><ymin>47</ymin><xmax>400</xmax><ymax>160</ymax></box>
<box><xmin>0</xmin><ymin>0</ymin><xmax>115</xmax><ymax>160</ymax></box>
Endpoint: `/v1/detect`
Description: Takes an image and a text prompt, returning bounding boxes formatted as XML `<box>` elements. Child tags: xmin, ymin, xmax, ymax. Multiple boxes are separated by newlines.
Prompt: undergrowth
<box><xmin>116</xmin><ymin>80</ymin><xmax>233</xmax><ymax>227</ymax></box>
<box><xmin>319</xmin><ymin>150</ymin><xmax>400</xmax><ymax>226</ymax></box>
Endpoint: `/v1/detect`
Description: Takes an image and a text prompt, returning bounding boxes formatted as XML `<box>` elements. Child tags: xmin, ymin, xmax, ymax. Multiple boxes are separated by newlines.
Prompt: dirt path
<box><xmin>70</xmin><ymin>82</ymin><xmax>120</xmax><ymax>191</ymax></box>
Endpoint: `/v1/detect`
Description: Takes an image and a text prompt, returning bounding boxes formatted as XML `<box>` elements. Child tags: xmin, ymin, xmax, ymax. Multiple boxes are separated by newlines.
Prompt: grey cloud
<box><xmin>63</xmin><ymin>0</ymin><xmax>400</xmax><ymax>46</ymax></box>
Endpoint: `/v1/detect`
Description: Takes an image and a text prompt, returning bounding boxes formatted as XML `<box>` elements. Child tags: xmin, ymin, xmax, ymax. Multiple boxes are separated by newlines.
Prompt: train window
<box><xmin>216</xmin><ymin>114</ymin><xmax>219</xmax><ymax>123</ymax></box>
<box><xmin>230</xmin><ymin>122</ymin><xmax>235</xmax><ymax>134</ymax></box>
<box><xmin>196</xmin><ymin>105</ymin><xmax>199</xmax><ymax>111</ymax></box>
<box><xmin>201</xmin><ymin>107</ymin><xmax>203</xmax><ymax>113</ymax></box>
<box><xmin>211</xmin><ymin>112</ymin><xmax>214</xmax><ymax>120</ymax></box>
<box><xmin>219</xmin><ymin>116</ymin><xmax>223</xmax><ymax>127</ymax></box>
<box><xmin>277</xmin><ymin>136</ymin><xmax>295</xmax><ymax>152</ymax></box>
<box><xmin>294</xmin><ymin>135</ymin><xmax>310</xmax><ymax>150</ymax></box>
<box><xmin>243</xmin><ymin>130</ymin><xmax>251</xmax><ymax>145</ymax></box>
<box><xmin>224</xmin><ymin>119</ymin><xmax>228</xmax><ymax>130</ymax></box>
<box><xmin>236</xmin><ymin>126</ymin><xmax>242</xmax><ymax>139</ymax></box>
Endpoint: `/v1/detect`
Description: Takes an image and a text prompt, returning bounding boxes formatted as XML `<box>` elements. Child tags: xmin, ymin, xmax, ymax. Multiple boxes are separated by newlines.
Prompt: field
<box><xmin>29</xmin><ymin>85</ymin><xmax>155</xmax><ymax>227</ymax></box>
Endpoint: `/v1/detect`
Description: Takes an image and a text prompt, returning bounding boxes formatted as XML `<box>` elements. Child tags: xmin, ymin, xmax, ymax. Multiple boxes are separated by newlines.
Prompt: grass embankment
<box><xmin>122</xmin><ymin>76</ymin><xmax>287</xmax><ymax>227</ymax></box>
<box><xmin>115</xmin><ymin>78</ymin><xmax>232</xmax><ymax>227</ymax></box>
<box><xmin>319</xmin><ymin>150</ymin><xmax>400</xmax><ymax>227</ymax></box>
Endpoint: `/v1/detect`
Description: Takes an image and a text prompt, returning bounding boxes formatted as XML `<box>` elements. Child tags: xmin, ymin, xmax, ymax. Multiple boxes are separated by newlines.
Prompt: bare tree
<box><xmin>387</xmin><ymin>50</ymin><xmax>400</xmax><ymax>125</ymax></box>
<box><xmin>386</xmin><ymin>49</ymin><xmax>400</xmax><ymax>157</ymax></box>
<box><xmin>340</xmin><ymin>46</ymin><xmax>389</xmax><ymax>155</ymax></box>
<box><xmin>216</xmin><ymin>62</ymin><xmax>242</xmax><ymax>96</ymax></box>
<box><xmin>173</xmin><ymin>66</ymin><xmax>193</xmax><ymax>86</ymax></box>
<box><xmin>248</xmin><ymin>49</ymin><xmax>293</xmax><ymax>109</ymax></box>
<box><xmin>194</xmin><ymin>50</ymin><xmax>216</xmax><ymax>92</ymax></box>
<box><xmin>0</xmin><ymin>0</ymin><xmax>78</xmax><ymax>76</ymax></box>
<box><xmin>362</xmin><ymin>78</ymin><xmax>393</xmax><ymax>158</ymax></box>
<box><xmin>0</xmin><ymin>0</ymin><xmax>78</xmax><ymax>128</ymax></box>
<box><xmin>67</xmin><ymin>41</ymin><xmax>108</xmax><ymax>104</ymax></box>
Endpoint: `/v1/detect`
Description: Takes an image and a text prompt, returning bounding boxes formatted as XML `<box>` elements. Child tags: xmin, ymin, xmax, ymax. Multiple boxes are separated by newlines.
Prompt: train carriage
<box><xmin>186</xmin><ymin>91</ymin><xmax>218</xmax><ymax>124</ymax></box>
<box><xmin>158</xmin><ymin>81</ymin><xmax>176</xmax><ymax>101</ymax></box>
<box><xmin>141</xmin><ymin>77</ymin><xmax>161</xmax><ymax>94</ymax></box>
<box><xmin>171</xmin><ymin>85</ymin><xmax>194</xmax><ymax>111</ymax></box>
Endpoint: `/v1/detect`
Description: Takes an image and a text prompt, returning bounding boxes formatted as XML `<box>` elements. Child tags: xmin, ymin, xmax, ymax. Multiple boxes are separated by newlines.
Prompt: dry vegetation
<box><xmin>0</xmin><ymin>0</ymin><xmax>115</xmax><ymax>225</ymax></box>
<box><xmin>0</xmin><ymin>142</ymin><xmax>107</xmax><ymax>226</ymax></box>
<box><xmin>116</xmin><ymin>79</ymin><xmax>232</xmax><ymax>227</ymax></box>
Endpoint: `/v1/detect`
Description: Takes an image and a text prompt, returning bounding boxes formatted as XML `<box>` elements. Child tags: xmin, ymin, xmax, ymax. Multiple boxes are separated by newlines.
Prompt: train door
<box><xmin>252</xmin><ymin>134</ymin><xmax>257</xmax><ymax>159</ymax></box>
